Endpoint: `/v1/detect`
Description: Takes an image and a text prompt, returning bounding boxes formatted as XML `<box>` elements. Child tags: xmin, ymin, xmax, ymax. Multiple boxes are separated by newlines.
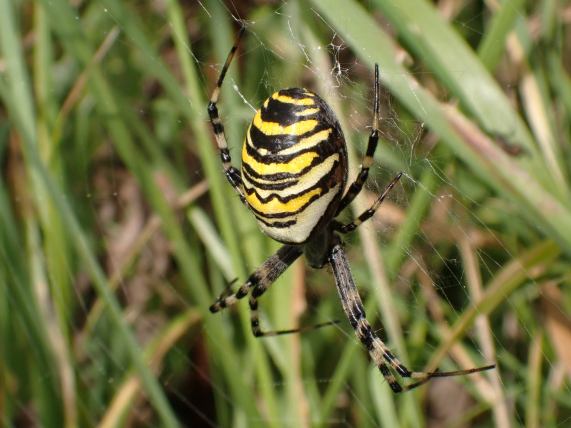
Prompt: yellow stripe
<box><xmin>242</xmin><ymin>143</ymin><xmax>319</xmax><ymax>175</ymax></box>
<box><xmin>272</xmin><ymin>92</ymin><xmax>315</xmax><ymax>106</ymax></box>
<box><xmin>243</xmin><ymin>154</ymin><xmax>339</xmax><ymax>199</ymax></box>
<box><xmin>295</xmin><ymin>107</ymin><xmax>320</xmax><ymax>116</ymax></box>
<box><xmin>253</xmin><ymin>111</ymin><xmax>318</xmax><ymax>136</ymax></box>
<box><xmin>246</xmin><ymin>187</ymin><xmax>321</xmax><ymax>215</ymax></box>
<box><xmin>277</xmin><ymin>129</ymin><xmax>332</xmax><ymax>155</ymax></box>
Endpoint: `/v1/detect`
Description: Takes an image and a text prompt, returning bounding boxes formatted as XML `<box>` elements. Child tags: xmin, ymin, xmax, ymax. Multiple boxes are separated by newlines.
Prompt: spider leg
<box><xmin>336</xmin><ymin>64</ymin><xmax>381</xmax><ymax>215</ymax></box>
<box><xmin>207</xmin><ymin>26</ymin><xmax>248</xmax><ymax>205</ymax></box>
<box><xmin>210</xmin><ymin>244</ymin><xmax>337</xmax><ymax>336</ymax></box>
<box><xmin>249</xmin><ymin>284</ymin><xmax>340</xmax><ymax>337</ymax></box>
<box><xmin>335</xmin><ymin>172</ymin><xmax>403</xmax><ymax>234</ymax></box>
<box><xmin>328</xmin><ymin>243</ymin><xmax>494</xmax><ymax>393</ymax></box>
<box><xmin>216</xmin><ymin>277</ymin><xmax>240</xmax><ymax>301</ymax></box>
<box><xmin>209</xmin><ymin>244</ymin><xmax>302</xmax><ymax>313</ymax></box>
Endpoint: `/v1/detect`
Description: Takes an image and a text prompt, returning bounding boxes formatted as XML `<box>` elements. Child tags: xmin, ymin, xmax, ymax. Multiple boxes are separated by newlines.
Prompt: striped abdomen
<box><xmin>241</xmin><ymin>88</ymin><xmax>348</xmax><ymax>244</ymax></box>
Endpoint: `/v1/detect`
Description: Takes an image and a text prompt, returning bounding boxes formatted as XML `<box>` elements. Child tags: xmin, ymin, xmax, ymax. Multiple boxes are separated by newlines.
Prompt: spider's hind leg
<box><xmin>249</xmin><ymin>284</ymin><xmax>340</xmax><ymax>337</ymax></box>
<box><xmin>328</xmin><ymin>242</ymin><xmax>495</xmax><ymax>393</ymax></box>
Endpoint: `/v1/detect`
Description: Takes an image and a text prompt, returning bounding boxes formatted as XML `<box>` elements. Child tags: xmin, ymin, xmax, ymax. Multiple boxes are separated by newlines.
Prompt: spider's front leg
<box><xmin>336</xmin><ymin>64</ymin><xmax>381</xmax><ymax>215</ymax></box>
<box><xmin>207</xmin><ymin>26</ymin><xmax>247</xmax><ymax>205</ymax></box>
<box><xmin>335</xmin><ymin>172</ymin><xmax>402</xmax><ymax>234</ymax></box>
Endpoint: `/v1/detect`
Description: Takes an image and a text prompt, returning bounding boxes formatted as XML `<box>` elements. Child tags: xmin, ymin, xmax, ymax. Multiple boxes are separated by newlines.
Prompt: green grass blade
<box><xmin>309</xmin><ymin>0</ymin><xmax>571</xmax><ymax>255</ymax></box>
<box><xmin>478</xmin><ymin>0</ymin><xmax>526</xmax><ymax>71</ymax></box>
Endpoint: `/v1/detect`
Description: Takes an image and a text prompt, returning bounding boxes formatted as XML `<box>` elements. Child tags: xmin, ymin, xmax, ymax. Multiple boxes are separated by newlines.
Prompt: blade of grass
<box><xmin>477</xmin><ymin>0</ymin><xmax>526</xmax><ymax>71</ymax></box>
<box><xmin>415</xmin><ymin>255</ymin><xmax>496</xmax><ymax>403</ymax></box>
<box><xmin>309</xmin><ymin>0</ymin><xmax>571</xmax><ymax>255</ymax></box>
<box><xmin>37</xmin><ymin>0</ymin><xmax>263</xmax><ymax>422</ymax></box>
<box><xmin>27</xmin><ymin>218</ymin><xmax>77</xmax><ymax>428</ymax></box>
<box><xmin>459</xmin><ymin>235</ymin><xmax>511</xmax><ymax>427</ymax></box>
<box><xmin>376</xmin><ymin>0</ymin><xmax>568</xmax><ymax>197</ymax></box>
<box><xmin>33</xmin><ymin>2</ymin><xmax>75</xmax><ymax>356</ymax></box>
<box><xmin>77</xmin><ymin>181</ymin><xmax>208</xmax><ymax>351</ymax></box>
<box><xmin>372</xmin><ymin>0</ymin><xmax>535</xmax><ymax>155</ymax></box>
<box><xmin>526</xmin><ymin>330</ymin><xmax>543</xmax><ymax>428</ymax></box>
<box><xmin>3</xmin><ymin>1</ymin><xmax>197</xmax><ymax>425</ymax></box>
<box><xmin>99</xmin><ymin>309</ymin><xmax>202</xmax><ymax>428</ymax></box>
<box><xmin>0</xmin><ymin>179</ymin><xmax>62</xmax><ymax>425</ymax></box>
<box><xmin>165</xmin><ymin>0</ymin><xmax>280</xmax><ymax>421</ymax></box>
<box><xmin>521</xmin><ymin>69</ymin><xmax>568</xmax><ymax>192</ymax></box>
<box><xmin>369</xmin><ymin>365</ymin><xmax>399</xmax><ymax>427</ymax></box>
<box><xmin>547</xmin><ymin>52</ymin><xmax>571</xmax><ymax>121</ymax></box>
<box><xmin>427</xmin><ymin>239</ymin><xmax>560</xmax><ymax>371</ymax></box>
<box><xmin>384</xmin><ymin>167</ymin><xmax>440</xmax><ymax>279</ymax></box>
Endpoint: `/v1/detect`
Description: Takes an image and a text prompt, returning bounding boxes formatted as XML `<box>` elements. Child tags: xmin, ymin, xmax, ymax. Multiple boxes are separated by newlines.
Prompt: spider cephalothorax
<box><xmin>206</xmin><ymin>26</ymin><xmax>494</xmax><ymax>393</ymax></box>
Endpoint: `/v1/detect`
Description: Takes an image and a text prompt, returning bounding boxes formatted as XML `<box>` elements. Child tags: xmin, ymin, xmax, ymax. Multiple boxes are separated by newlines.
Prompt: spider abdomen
<box><xmin>241</xmin><ymin>88</ymin><xmax>348</xmax><ymax>244</ymax></box>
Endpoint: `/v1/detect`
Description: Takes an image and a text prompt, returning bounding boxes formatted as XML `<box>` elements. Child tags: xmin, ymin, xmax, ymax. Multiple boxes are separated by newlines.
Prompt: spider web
<box><xmin>147</xmin><ymin>4</ymin><xmax>552</xmax><ymax>428</ymax></box>
<box><xmin>177</xmin><ymin>2</ymin><xmax>569</xmax><ymax>427</ymax></box>
<box><xmin>9</xmin><ymin>1</ymin><xmax>569</xmax><ymax>427</ymax></box>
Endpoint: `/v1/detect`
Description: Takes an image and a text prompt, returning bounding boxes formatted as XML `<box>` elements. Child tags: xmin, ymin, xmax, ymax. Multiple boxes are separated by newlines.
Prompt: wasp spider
<box><xmin>207</xmin><ymin>27</ymin><xmax>494</xmax><ymax>393</ymax></box>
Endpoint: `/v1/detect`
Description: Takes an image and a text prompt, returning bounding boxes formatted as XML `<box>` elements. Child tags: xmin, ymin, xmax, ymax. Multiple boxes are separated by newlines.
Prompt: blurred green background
<box><xmin>1</xmin><ymin>0</ymin><xmax>571</xmax><ymax>427</ymax></box>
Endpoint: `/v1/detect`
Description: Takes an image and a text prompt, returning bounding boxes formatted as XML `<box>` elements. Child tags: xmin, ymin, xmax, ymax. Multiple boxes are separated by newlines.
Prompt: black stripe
<box><xmin>248</xmin><ymin>122</ymin><xmax>324</xmax><ymax>152</ymax></box>
<box><xmin>224</xmin><ymin>168</ymin><xmax>242</xmax><ymax>188</ymax></box>
<box><xmin>207</xmin><ymin>101</ymin><xmax>217</xmax><ymax>118</ymax></box>
<box><xmin>212</xmin><ymin>122</ymin><xmax>224</xmax><ymax>135</ymax></box>
<box><xmin>247</xmin><ymin>93</ymin><xmax>343</xmax><ymax>153</ymax></box>
<box><xmin>235</xmin><ymin>287</ymin><xmax>248</xmax><ymax>299</ymax></box>
<box><xmin>220</xmin><ymin>148</ymin><xmax>231</xmax><ymax>163</ymax></box>
<box><xmin>248</xmin><ymin>109</ymin><xmax>338</xmax><ymax>153</ymax></box>
<box><xmin>389</xmin><ymin>381</ymin><xmax>403</xmax><ymax>393</ymax></box>
<box><xmin>352</xmin><ymin>302</ymin><xmax>366</xmax><ymax>320</ymax></box>
<box><xmin>252</xmin><ymin>286</ymin><xmax>267</xmax><ymax>298</ymax></box>
<box><xmin>357</xmin><ymin>321</ymin><xmax>375</xmax><ymax>350</ymax></box>
<box><xmin>242</xmin><ymin>159</ymin><xmax>340</xmax><ymax>204</ymax></box>
<box><xmin>242</xmin><ymin>143</ymin><xmax>339</xmax><ymax>182</ymax></box>
<box><xmin>253</xmin><ymin>216</ymin><xmax>297</xmax><ymax>229</ymax></box>
<box><xmin>242</xmin><ymin>167</ymin><xmax>299</xmax><ymax>191</ymax></box>
<box><xmin>244</xmin><ymin>128</ymin><xmax>334</xmax><ymax>164</ymax></box>
<box><xmin>366</xmin><ymin>130</ymin><xmax>378</xmax><ymax>156</ymax></box>
<box><xmin>396</xmin><ymin>365</ymin><xmax>411</xmax><ymax>377</ymax></box>
<box><xmin>260</xmin><ymin>97</ymin><xmax>319</xmax><ymax>126</ymax></box>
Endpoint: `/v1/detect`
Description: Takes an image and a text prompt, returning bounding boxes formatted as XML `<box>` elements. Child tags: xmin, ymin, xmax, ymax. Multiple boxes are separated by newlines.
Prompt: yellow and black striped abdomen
<box><xmin>241</xmin><ymin>88</ymin><xmax>348</xmax><ymax>244</ymax></box>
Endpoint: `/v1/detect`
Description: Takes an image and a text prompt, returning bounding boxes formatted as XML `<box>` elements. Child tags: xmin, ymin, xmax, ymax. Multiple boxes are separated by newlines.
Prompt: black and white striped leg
<box><xmin>336</xmin><ymin>64</ymin><xmax>381</xmax><ymax>215</ymax></box>
<box><xmin>328</xmin><ymin>243</ymin><xmax>494</xmax><ymax>393</ymax></box>
<box><xmin>335</xmin><ymin>172</ymin><xmax>403</xmax><ymax>234</ymax></box>
<box><xmin>209</xmin><ymin>244</ymin><xmax>302</xmax><ymax>313</ymax></box>
<box><xmin>249</xmin><ymin>283</ymin><xmax>340</xmax><ymax>337</ymax></box>
<box><xmin>207</xmin><ymin>26</ymin><xmax>247</xmax><ymax>204</ymax></box>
